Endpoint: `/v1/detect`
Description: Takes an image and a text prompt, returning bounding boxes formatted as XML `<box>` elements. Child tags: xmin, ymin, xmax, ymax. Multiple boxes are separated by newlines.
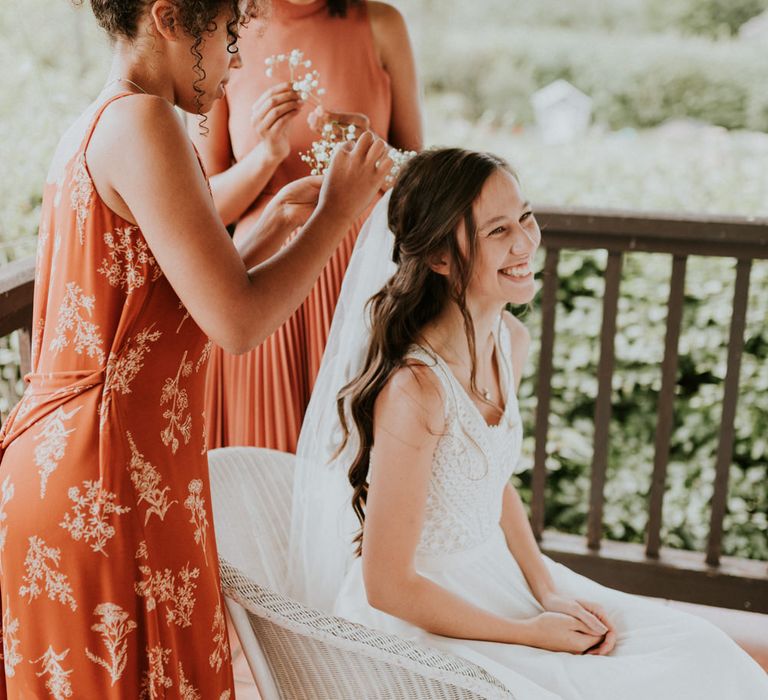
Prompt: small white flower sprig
<box><xmin>300</xmin><ymin>122</ymin><xmax>358</xmax><ymax>176</ymax></box>
<box><xmin>265</xmin><ymin>49</ymin><xmax>326</xmax><ymax>104</ymax></box>
<box><xmin>265</xmin><ymin>48</ymin><xmax>417</xmax><ymax>183</ymax></box>
<box><xmin>300</xmin><ymin>122</ymin><xmax>417</xmax><ymax>186</ymax></box>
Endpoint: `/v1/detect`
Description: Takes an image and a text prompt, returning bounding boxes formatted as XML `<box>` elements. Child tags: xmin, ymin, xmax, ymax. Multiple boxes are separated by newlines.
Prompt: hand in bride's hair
<box><xmin>318</xmin><ymin>131</ymin><xmax>393</xmax><ymax>223</ymax></box>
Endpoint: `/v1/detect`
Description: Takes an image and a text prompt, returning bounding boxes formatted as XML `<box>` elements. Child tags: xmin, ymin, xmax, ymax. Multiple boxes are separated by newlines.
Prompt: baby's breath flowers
<box><xmin>264</xmin><ymin>49</ymin><xmax>326</xmax><ymax>103</ymax></box>
<box><xmin>266</xmin><ymin>48</ymin><xmax>417</xmax><ymax>183</ymax></box>
<box><xmin>300</xmin><ymin>122</ymin><xmax>417</xmax><ymax>185</ymax></box>
<box><xmin>300</xmin><ymin>122</ymin><xmax>358</xmax><ymax>176</ymax></box>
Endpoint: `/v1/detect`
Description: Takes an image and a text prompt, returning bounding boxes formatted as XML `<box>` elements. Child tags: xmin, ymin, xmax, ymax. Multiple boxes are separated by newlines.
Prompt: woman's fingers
<box><xmin>577</xmin><ymin>600</ymin><xmax>611</xmax><ymax>633</ymax></box>
<box><xmin>251</xmin><ymin>87</ymin><xmax>302</xmax><ymax>126</ymax></box>
<box><xmin>261</xmin><ymin>101</ymin><xmax>301</xmax><ymax>132</ymax></box>
<box><xmin>587</xmin><ymin>628</ymin><xmax>616</xmax><ymax>656</ymax></box>
<box><xmin>574</xmin><ymin>606</ymin><xmax>608</xmax><ymax>635</ymax></box>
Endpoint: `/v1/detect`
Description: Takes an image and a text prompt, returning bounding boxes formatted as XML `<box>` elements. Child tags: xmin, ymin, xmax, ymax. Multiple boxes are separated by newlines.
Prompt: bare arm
<box><xmin>363</xmin><ymin>365</ymin><xmax>531</xmax><ymax>644</ymax></box>
<box><xmin>368</xmin><ymin>2</ymin><xmax>423</xmax><ymax>151</ymax></box>
<box><xmin>88</xmin><ymin>94</ymin><xmax>390</xmax><ymax>354</ymax></box>
<box><xmin>499</xmin><ymin>313</ymin><xmax>616</xmax><ymax>653</ymax></box>
<box><xmin>188</xmin><ymin>84</ymin><xmax>301</xmax><ymax>226</ymax></box>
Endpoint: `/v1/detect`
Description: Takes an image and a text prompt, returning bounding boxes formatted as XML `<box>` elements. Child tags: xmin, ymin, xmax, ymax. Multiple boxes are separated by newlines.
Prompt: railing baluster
<box><xmin>646</xmin><ymin>255</ymin><xmax>687</xmax><ymax>558</ymax></box>
<box><xmin>18</xmin><ymin>325</ymin><xmax>32</xmax><ymax>377</ymax></box>
<box><xmin>532</xmin><ymin>247</ymin><xmax>560</xmax><ymax>540</ymax></box>
<box><xmin>707</xmin><ymin>258</ymin><xmax>752</xmax><ymax>567</ymax></box>
<box><xmin>587</xmin><ymin>251</ymin><xmax>623</xmax><ymax>551</ymax></box>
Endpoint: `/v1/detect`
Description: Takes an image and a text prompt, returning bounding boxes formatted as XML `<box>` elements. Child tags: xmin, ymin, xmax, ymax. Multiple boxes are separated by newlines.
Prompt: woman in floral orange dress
<box><xmin>0</xmin><ymin>0</ymin><xmax>391</xmax><ymax>697</ymax></box>
<box><xmin>193</xmin><ymin>0</ymin><xmax>423</xmax><ymax>451</ymax></box>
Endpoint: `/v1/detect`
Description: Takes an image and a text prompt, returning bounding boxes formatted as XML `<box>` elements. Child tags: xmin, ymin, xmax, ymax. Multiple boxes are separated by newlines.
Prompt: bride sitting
<box><xmin>289</xmin><ymin>148</ymin><xmax>768</xmax><ymax>698</ymax></box>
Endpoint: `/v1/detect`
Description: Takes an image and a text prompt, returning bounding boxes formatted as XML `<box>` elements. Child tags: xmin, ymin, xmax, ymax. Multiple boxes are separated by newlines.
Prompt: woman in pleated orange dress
<box><xmin>193</xmin><ymin>0</ymin><xmax>423</xmax><ymax>451</ymax></box>
<box><xmin>0</xmin><ymin>0</ymin><xmax>391</xmax><ymax>696</ymax></box>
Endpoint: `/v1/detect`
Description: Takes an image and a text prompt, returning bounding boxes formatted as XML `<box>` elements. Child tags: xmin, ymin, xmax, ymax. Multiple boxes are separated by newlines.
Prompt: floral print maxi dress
<box><xmin>0</xmin><ymin>93</ymin><xmax>234</xmax><ymax>698</ymax></box>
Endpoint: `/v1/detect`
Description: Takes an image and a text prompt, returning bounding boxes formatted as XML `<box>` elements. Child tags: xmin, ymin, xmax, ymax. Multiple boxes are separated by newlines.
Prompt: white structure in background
<box><xmin>532</xmin><ymin>79</ymin><xmax>593</xmax><ymax>144</ymax></box>
<box><xmin>739</xmin><ymin>10</ymin><xmax>768</xmax><ymax>40</ymax></box>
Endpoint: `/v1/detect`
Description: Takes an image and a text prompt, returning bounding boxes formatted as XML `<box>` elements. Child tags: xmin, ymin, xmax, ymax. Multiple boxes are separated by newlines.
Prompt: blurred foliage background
<box><xmin>0</xmin><ymin>0</ymin><xmax>766</xmax><ymax>558</ymax></box>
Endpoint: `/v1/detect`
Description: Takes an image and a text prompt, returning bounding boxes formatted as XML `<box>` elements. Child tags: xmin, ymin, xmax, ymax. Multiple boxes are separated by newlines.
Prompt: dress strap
<box><xmin>80</xmin><ymin>91</ymin><xmax>136</xmax><ymax>155</ymax></box>
<box><xmin>403</xmin><ymin>345</ymin><xmax>460</xmax><ymax>419</ymax></box>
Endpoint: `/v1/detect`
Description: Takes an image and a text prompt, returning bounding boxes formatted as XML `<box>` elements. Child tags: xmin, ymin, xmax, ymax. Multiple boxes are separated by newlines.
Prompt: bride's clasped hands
<box><xmin>530</xmin><ymin>591</ymin><xmax>616</xmax><ymax>655</ymax></box>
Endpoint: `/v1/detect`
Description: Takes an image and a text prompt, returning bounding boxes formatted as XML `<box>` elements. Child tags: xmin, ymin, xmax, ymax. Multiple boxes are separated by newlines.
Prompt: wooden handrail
<box><xmin>531</xmin><ymin>208</ymin><xmax>768</xmax><ymax>611</ymax></box>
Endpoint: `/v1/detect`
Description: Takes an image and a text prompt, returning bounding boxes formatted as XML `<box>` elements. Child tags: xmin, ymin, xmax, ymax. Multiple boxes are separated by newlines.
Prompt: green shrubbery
<box><xmin>419</xmin><ymin>28</ymin><xmax>768</xmax><ymax>131</ymax></box>
<box><xmin>510</xmin><ymin>251</ymin><xmax>768</xmax><ymax>560</ymax></box>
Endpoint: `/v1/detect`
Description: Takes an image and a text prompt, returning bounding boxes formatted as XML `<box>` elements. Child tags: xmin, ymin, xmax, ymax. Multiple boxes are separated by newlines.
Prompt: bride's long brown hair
<box><xmin>336</xmin><ymin>148</ymin><xmax>515</xmax><ymax>555</ymax></box>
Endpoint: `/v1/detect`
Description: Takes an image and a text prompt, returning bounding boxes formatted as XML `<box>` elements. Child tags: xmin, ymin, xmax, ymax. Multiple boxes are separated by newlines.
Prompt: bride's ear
<box><xmin>428</xmin><ymin>251</ymin><xmax>451</xmax><ymax>277</ymax></box>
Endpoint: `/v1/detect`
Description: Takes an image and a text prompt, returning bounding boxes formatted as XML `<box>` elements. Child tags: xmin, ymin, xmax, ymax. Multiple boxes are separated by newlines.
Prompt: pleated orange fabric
<box><xmin>0</xmin><ymin>93</ymin><xmax>234</xmax><ymax>698</ymax></box>
<box><xmin>205</xmin><ymin>0</ymin><xmax>391</xmax><ymax>451</ymax></box>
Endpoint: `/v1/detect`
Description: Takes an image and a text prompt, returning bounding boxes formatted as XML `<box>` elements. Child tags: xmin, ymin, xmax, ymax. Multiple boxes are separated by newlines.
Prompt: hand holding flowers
<box><xmin>250</xmin><ymin>82</ymin><xmax>302</xmax><ymax>162</ymax></box>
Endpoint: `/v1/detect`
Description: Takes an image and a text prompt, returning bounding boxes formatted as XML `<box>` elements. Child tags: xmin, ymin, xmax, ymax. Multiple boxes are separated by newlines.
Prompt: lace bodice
<box><xmin>405</xmin><ymin>318</ymin><xmax>524</xmax><ymax>558</ymax></box>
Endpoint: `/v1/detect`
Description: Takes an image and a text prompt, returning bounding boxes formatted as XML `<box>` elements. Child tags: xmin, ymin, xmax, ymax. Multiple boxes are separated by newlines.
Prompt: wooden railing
<box><xmin>0</xmin><ymin>208</ymin><xmax>766</xmax><ymax>613</ymax></box>
<box><xmin>533</xmin><ymin>208</ymin><xmax>768</xmax><ymax>613</ymax></box>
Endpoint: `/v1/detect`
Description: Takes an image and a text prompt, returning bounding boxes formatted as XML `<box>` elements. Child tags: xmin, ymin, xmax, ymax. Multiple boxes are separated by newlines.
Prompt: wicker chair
<box><xmin>208</xmin><ymin>446</ymin><xmax>516</xmax><ymax>700</ymax></box>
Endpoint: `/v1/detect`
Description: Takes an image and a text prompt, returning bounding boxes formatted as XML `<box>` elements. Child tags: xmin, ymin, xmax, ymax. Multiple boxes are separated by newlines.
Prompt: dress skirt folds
<box><xmin>0</xmin><ymin>94</ymin><xmax>234</xmax><ymax>698</ymax></box>
<box><xmin>204</xmin><ymin>0</ymin><xmax>392</xmax><ymax>452</ymax></box>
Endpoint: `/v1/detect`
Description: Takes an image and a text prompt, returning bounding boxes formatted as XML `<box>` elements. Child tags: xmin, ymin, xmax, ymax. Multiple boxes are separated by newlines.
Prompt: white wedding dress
<box><xmin>332</xmin><ymin>319</ymin><xmax>768</xmax><ymax>699</ymax></box>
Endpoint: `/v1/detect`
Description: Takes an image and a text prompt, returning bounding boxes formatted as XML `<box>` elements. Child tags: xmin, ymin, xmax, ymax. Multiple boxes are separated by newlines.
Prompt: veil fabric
<box><xmin>287</xmin><ymin>192</ymin><xmax>396</xmax><ymax>611</ymax></box>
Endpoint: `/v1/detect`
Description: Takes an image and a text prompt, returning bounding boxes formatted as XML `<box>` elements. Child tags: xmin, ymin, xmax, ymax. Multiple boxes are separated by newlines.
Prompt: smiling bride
<box><xmin>288</xmin><ymin>147</ymin><xmax>768</xmax><ymax>699</ymax></box>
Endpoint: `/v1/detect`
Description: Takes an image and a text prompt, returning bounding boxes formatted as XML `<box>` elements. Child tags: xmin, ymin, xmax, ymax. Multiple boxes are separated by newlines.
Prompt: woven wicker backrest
<box><xmin>209</xmin><ymin>446</ymin><xmax>515</xmax><ymax>699</ymax></box>
<box><xmin>220</xmin><ymin>559</ymin><xmax>515</xmax><ymax>700</ymax></box>
<box><xmin>208</xmin><ymin>446</ymin><xmax>294</xmax><ymax>589</ymax></box>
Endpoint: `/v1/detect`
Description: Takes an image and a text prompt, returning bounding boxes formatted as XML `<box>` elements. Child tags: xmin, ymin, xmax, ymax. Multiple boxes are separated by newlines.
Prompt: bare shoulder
<box><xmin>94</xmin><ymin>94</ymin><xmax>188</xmax><ymax>148</ymax></box>
<box><xmin>367</xmin><ymin>2</ymin><xmax>410</xmax><ymax>65</ymax></box>
<box><xmin>374</xmin><ymin>361</ymin><xmax>445</xmax><ymax>437</ymax></box>
<box><xmin>367</xmin><ymin>1</ymin><xmax>406</xmax><ymax>30</ymax></box>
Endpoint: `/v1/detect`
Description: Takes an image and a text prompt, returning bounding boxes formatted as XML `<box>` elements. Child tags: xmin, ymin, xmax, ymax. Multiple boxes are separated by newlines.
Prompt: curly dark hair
<box><xmin>75</xmin><ymin>0</ymin><xmax>265</xmax><ymax>115</ymax></box>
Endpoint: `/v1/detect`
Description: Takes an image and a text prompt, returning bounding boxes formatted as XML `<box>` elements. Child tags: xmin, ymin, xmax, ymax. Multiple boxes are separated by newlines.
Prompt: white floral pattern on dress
<box><xmin>30</xmin><ymin>318</ymin><xmax>45</xmax><ymax>371</ymax></box>
<box><xmin>19</xmin><ymin>536</ymin><xmax>77</xmax><ymax>611</ymax></box>
<box><xmin>160</xmin><ymin>351</ymin><xmax>193</xmax><ymax>454</ymax></box>
<box><xmin>209</xmin><ymin>603</ymin><xmax>229</xmax><ymax>672</ymax></box>
<box><xmin>183</xmin><ymin>479</ymin><xmax>209</xmax><ymax>566</ymax></box>
<box><xmin>176</xmin><ymin>302</ymin><xmax>190</xmax><ymax>334</ymax></box>
<box><xmin>126</xmin><ymin>432</ymin><xmax>177</xmax><ymax>524</ymax></box>
<box><xmin>60</xmin><ymin>480</ymin><xmax>131</xmax><ymax>556</ymax></box>
<box><xmin>138</xmin><ymin>646</ymin><xmax>172</xmax><ymax>700</ymax></box>
<box><xmin>2</xmin><ymin>595</ymin><xmax>23</xmax><ymax>677</ymax></box>
<box><xmin>220</xmin><ymin>692</ymin><xmax>232</xmax><ymax>700</ymax></box>
<box><xmin>70</xmin><ymin>153</ymin><xmax>94</xmax><ymax>245</ymax></box>
<box><xmin>49</xmin><ymin>282</ymin><xmax>105</xmax><ymax>365</ymax></box>
<box><xmin>0</xmin><ymin>477</ymin><xmax>14</xmax><ymax>575</ymax></box>
<box><xmin>85</xmin><ymin>602</ymin><xmax>137</xmax><ymax>686</ymax></box>
<box><xmin>98</xmin><ymin>225</ymin><xmax>162</xmax><ymax>292</ymax></box>
<box><xmin>135</xmin><ymin>554</ymin><xmax>200</xmax><ymax>629</ymax></box>
<box><xmin>33</xmin><ymin>405</ymin><xmax>82</xmax><ymax>499</ymax></box>
<box><xmin>33</xmin><ymin>646</ymin><xmax>74</xmax><ymax>699</ymax></box>
<box><xmin>178</xmin><ymin>661</ymin><xmax>202</xmax><ymax>700</ymax></box>
<box><xmin>195</xmin><ymin>340</ymin><xmax>213</xmax><ymax>373</ymax></box>
<box><xmin>101</xmin><ymin>326</ymin><xmax>162</xmax><ymax>426</ymax></box>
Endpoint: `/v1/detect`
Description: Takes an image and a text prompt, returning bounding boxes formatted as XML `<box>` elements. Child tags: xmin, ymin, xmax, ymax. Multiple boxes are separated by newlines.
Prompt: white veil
<box><xmin>287</xmin><ymin>191</ymin><xmax>396</xmax><ymax>611</ymax></box>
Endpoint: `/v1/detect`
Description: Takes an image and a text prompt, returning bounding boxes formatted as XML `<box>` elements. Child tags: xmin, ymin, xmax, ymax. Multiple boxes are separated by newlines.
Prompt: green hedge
<box><xmin>419</xmin><ymin>28</ymin><xmax>768</xmax><ymax>131</ymax></box>
<box><xmin>511</xmin><ymin>252</ymin><xmax>768</xmax><ymax>560</ymax></box>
